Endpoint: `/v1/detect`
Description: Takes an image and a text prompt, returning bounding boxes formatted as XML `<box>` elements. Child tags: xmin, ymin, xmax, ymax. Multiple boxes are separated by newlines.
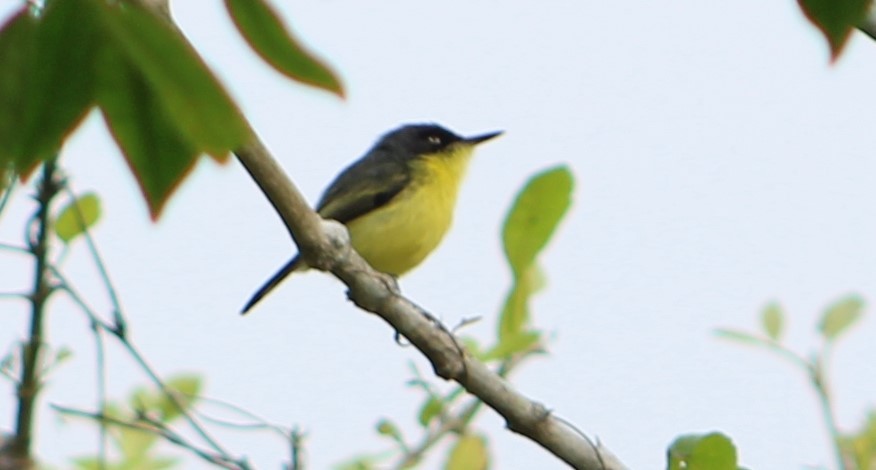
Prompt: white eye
<box><xmin>427</xmin><ymin>135</ymin><xmax>442</xmax><ymax>145</ymax></box>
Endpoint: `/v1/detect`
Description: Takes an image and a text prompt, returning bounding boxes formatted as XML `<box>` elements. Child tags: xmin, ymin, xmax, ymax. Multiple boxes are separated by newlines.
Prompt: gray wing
<box><xmin>316</xmin><ymin>155</ymin><xmax>411</xmax><ymax>224</ymax></box>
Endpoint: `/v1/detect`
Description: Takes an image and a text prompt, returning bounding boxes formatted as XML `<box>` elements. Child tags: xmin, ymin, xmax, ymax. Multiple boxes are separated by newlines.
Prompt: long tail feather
<box><xmin>241</xmin><ymin>257</ymin><xmax>302</xmax><ymax>314</ymax></box>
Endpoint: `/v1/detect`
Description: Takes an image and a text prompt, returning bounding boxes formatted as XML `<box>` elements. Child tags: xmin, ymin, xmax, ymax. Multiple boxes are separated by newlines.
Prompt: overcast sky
<box><xmin>2</xmin><ymin>1</ymin><xmax>876</xmax><ymax>469</ymax></box>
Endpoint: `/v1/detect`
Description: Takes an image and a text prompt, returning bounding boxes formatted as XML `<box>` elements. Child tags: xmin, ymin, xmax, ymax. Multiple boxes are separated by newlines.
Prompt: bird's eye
<box><xmin>427</xmin><ymin>135</ymin><xmax>442</xmax><ymax>146</ymax></box>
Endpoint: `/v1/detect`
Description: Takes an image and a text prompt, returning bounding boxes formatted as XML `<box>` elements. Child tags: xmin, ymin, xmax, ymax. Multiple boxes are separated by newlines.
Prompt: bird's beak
<box><xmin>463</xmin><ymin>130</ymin><xmax>503</xmax><ymax>146</ymax></box>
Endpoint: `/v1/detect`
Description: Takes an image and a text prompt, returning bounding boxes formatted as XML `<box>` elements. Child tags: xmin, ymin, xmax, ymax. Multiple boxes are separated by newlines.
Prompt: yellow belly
<box><xmin>345</xmin><ymin>151</ymin><xmax>472</xmax><ymax>276</ymax></box>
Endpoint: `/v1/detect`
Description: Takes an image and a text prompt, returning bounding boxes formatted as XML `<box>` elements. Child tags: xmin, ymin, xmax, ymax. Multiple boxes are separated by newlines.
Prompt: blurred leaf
<box><xmin>819</xmin><ymin>295</ymin><xmax>864</xmax><ymax>341</ymax></box>
<box><xmin>225</xmin><ymin>0</ymin><xmax>343</xmax><ymax>97</ymax></box>
<box><xmin>98</xmin><ymin>2</ymin><xmax>248</xmax><ymax>159</ymax></box>
<box><xmin>71</xmin><ymin>457</ymin><xmax>101</xmax><ymax>470</ymax></box>
<box><xmin>55</xmin><ymin>346</ymin><xmax>73</xmax><ymax>364</ymax></box>
<box><xmin>158</xmin><ymin>374</ymin><xmax>202</xmax><ymax>421</ymax></box>
<box><xmin>667</xmin><ymin>432</ymin><xmax>737</xmax><ymax>470</ymax></box>
<box><xmin>798</xmin><ymin>0</ymin><xmax>871</xmax><ymax>61</ymax></box>
<box><xmin>445</xmin><ymin>434</ymin><xmax>489</xmax><ymax>470</ymax></box>
<box><xmin>0</xmin><ymin>2</ymin><xmax>100</xmax><ymax>171</ymax></box>
<box><xmin>117</xmin><ymin>425</ymin><xmax>159</xmax><ymax>461</ymax></box>
<box><xmin>418</xmin><ymin>396</ymin><xmax>444</xmax><ymax>427</ymax></box>
<box><xmin>55</xmin><ymin>192</ymin><xmax>101</xmax><ymax>243</ymax></box>
<box><xmin>95</xmin><ymin>44</ymin><xmax>199</xmax><ymax>219</ymax></box>
<box><xmin>376</xmin><ymin>418</ymin><xmax>404</xmax><ymax>445</ymax></box>
<box><xmin>502</xmin><ymin>166</ymin><xmax>573</xmax><ymax>278</ymax></box>
<box><xmin>334</xmin><ymin>457</ymin><xmax>379</xmax><ymax>470</ymax></box>
<box><xmin>760</xmin><ymin>302</ymin><xmax>784</xmax><ymax>342</ymax></box>
<box><xmin>839</xmin><ymin>411</ymin><xmax>876</xmax><ymax>470</ymax></box>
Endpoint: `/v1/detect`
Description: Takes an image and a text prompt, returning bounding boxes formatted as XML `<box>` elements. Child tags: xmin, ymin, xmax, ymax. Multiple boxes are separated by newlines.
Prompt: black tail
<box><xmin>241</xmin><ymin>257</ymin><xmax>301</xmax><ymax>314</ymax></box>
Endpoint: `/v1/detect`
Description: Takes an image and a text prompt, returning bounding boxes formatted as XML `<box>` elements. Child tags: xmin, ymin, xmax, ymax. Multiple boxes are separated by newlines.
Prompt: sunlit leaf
<box><xmin>55</xmin><ymin>192</ymin><xmax>101</xmax><ymax>243</ymax></box>
<box><xmin>760</xmin><ymin>302</ymin><xmax>784</xmax><ymax>342</ymax></box>
<box><xmin>819</xmin><ymin>295</ymin><xmax>864</xmax><ymax>341</ymax></box>
<box><xmin>667</xmin><ymin>432</ymin><xmax>737</xmax><ymax>470</ymax></box>
<box><xmin>502</xmin><ymin>166</ymin><xmax>573</xmax><ymax>278</ymax></box>
<box><xmin>445</xmin><ymin>434</ymin><xmax>489</xmax><ymax>470</ymax></box>
<box><xmin>798</xmin><ymin>0</ymin><xmax>871</xmax><ymax>61</ymax></box>
<box><xmin>225</xmin><ymin>0</ymin><xmax>343</xmax><ymax>97</ymax></box>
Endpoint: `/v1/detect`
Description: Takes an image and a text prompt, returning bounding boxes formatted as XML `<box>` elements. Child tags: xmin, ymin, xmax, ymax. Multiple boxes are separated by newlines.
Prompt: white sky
<box><xmin>2</xmin><ymin>0</ymin><xmax>876</xmax><ymax>469</ymax></box>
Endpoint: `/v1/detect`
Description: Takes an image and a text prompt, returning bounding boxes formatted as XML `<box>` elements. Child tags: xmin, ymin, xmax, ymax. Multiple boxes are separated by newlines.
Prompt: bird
<box><xmin>241</xmin><ymin>123</ymin><xmax>502</xmax><ymax>314</ymax></box>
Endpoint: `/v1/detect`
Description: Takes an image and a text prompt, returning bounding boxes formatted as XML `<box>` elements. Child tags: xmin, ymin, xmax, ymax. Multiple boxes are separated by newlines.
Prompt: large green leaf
<box><xmin>798</xmin><ymin>0</ymin><xmax>872</xmax><ymax>60</ymax></box>
<box><xmin>502</xmin><ymin>166</ymin><xmax>573</xmax><ymax>278</ymax></box>
<box><xmin>0</xmin><ymin>10</ymin><xmax>37</xmax><ymax>169</ymax></box>
<box><xmin>96</xmin><ymin>44</ymin><xmax>199</xmax><ymax>219</ymax></box>
<box><xmin>225</xmin><ymin>0</ymin><xmax>344</xmax><ymax>97</ymax></box>
<box><xmin>99</xmin><ymin>2</ymin><xmax>249</xmax><ymax>158</ymax></box>
<box><xmin>0</xmin><ymin>2</ymin><xmax>101</xmax><ymax>172</ymax></box>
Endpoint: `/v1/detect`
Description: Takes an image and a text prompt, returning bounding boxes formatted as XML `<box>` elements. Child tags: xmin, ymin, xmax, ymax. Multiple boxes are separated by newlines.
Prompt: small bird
<box><xmin>241</xmin><ymin>123</ymin><xmax>502</xmax><ymax>314</ymax></box>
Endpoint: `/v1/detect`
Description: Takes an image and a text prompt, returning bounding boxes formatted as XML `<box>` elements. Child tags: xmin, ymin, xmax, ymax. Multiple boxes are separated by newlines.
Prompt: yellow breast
<box><xmin>345</xmin><ymin>146</ymin><xmax>474</xmax><ymax>276</ymax></box>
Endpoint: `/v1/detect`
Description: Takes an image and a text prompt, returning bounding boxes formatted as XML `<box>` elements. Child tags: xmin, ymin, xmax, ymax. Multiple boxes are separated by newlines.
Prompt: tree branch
<box><xmin>8</xmin><ymin>160</ymin><xmax>61</xmax><ymax>470</ymax></box>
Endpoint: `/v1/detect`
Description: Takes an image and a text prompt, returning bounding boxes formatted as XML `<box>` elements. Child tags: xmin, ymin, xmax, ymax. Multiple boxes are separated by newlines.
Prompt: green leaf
<box><xmin>839</xmin><ymin>411</ymin><xmax>876</xmax><ymax>470</ymax></box>
<box><xmin>117</xmin><ymin>425</ymin><xmax>159</xmax><ymax>461</ymax></box>
<box><xmin>376</xmin><ymin>418</ymin><xmax>403</xmax><ymax>444</ymax></box>
<box><xmin>445</xmin><ymin>434</ymin><xmax>489</xmax><ymax>470</ymax></box>
<box><xmin>98</xmin><ymin>2</ymin><xmax>249</xmax><ymax>158</ymax></box>
<box><xmin>157</xmin><ymin>374</ymin><xmax>202</xmax><ymax>421</ymax></box>
<box><xmin>798</xmin><ymin>0</ymin><xmax>871</xmax><ymax>61</ymax></box>
<box><xmin>55</xmin><ymin>193</ymin><xmax>102</xmax><ymax>243</ymax></box>
<box><xmin>225</xmin><ymin>0</ymin><xmax>343</xmax><ymax>97</ymax></box>
<box><xmin>819</xmin><ymin>295</ymin><xmax>864</xmax><ymax>341</ymax></box>
<box><xmin>0</xmin><ymin>2</ymin><xmax>101</xmax><ymax>171</ymax></box>
<box><xmin>667</xmin><ymin>432</ymin><xmax>737</xmax><ymax>470</ymax></box>
<box><xmin>0</xmin><ymin>10</ymin><xmax>37</xmax><ymax>170</ymax></box>
<box><xmin>760</xmin><ymin>302</ymin><xmax>784</xmax><ymax>342</ymax></box>
<box><xmin>95</xmin><ymin>44</ymin><xmax>199</xmax><ymax>219</ymax></box>
<box><xmin>71</xmin><ymin>456</ymin><xmax>102</xmax><ymax>470</ymax></box>
<box><xmin>418</xmin><ymin>396</ymin><xmax>444</xmax><ymax>427</ymax></box>
<box><xmin>502</xmin><ymin>166</ymin><xmax>573</xmax><ymax>278</ymax></box>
